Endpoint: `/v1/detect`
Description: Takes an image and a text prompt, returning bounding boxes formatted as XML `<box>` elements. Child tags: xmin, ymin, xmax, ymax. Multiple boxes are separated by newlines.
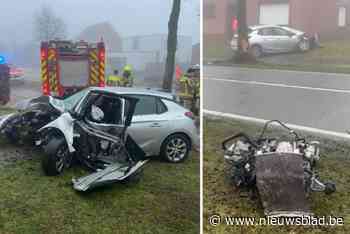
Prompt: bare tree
<box><xmin>34</xmin><ymin>5</ymin><xmax>67</xmax><ymax>41</ymax></box>
<box><xmin>162</xmin><ymin>0</ymin><xmax>181</xmax><ymax>92</ymax></box>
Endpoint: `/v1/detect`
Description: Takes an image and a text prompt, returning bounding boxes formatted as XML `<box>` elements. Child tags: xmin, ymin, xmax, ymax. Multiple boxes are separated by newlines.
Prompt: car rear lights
<box><xmin>185</xmin><ymin>111</ymin><xmax>195</xmax><ymax>120</ymax></box>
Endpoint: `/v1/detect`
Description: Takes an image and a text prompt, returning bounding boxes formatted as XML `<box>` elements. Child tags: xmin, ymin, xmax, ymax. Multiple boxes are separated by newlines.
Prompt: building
<box><xmin>108</xmin><ymin>34</ymin><xmax>193</xmax><ymax>72</ymax></box>
<box><xmin>122</xmin><ymin>34</ymin><xmax>192</xmax><ymax>65</ymax></box>
<box><xmin>204</xmin><ymin>0</ymin><xmax>350</xmax><ymax>45</ymax></box>
<box><xmin>77</xmin><ymin>22</ymin><xmax>123</xmax><ymax>52</ymax></box>
<box><xmin>191</xmin><ymin>43</ymin><xmax>200</xmax><ymax>65</ymax></box>
<box><xmin>247</xmin><ymin>0</ymin><xmax>350</xmax><ymax>39</ymax></box>
<box><xmin>108</xmin><ymin>34</ymin><xmax>193</xmax><ymax>87</ymax></box>
<box><xmin>203</xmin><ymin>0</ymin><xmax>237</xmax><ymax>48</ymax></box>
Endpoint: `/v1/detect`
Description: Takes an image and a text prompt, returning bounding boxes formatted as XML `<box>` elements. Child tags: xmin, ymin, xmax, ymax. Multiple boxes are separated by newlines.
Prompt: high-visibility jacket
<box><xmin>178</xmin><ymin>74</ymin><xmax>200</xmax><ymax>99</ymax></box>
<box><xmin>122</xmin><ymin>68</ymin><xmax>134</xmax><ymax>87</ymax></box>
<box><xmin>107</xmin><ymin>75</ymin><xmax>123</xmax><ymax>86</ymax></box>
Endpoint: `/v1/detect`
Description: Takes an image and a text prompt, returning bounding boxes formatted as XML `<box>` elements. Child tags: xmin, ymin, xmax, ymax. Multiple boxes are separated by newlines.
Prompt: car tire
<box><xmin>298</xmin><ymin>39</ymin><xmax>310</xmax><ymax>52</ymax></box>
<box><xmin>42</xmin><ymin>136</ymin><xmax>72</xmax><ymax>176</ymax></box>
<box><xmin>249</xmin><ymin>45</ymin><xmax>263</xmax><ymax>58</ymax></box>
<box><xmin>324</xmin><ymin>182</ymin><xmax>336</xmax><ymax>195</ymax></box>
<box><xmin>160</xmin><ymin>133</ymin><xmax>191</xmax><ymax>163</ymax></box>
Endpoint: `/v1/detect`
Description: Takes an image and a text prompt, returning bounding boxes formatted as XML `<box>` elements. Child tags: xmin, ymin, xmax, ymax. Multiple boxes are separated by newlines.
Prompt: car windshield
<box><xmin>51</xmin><ymin>89</ymin><xmax>89</xmax><ymax>111</ymax></box>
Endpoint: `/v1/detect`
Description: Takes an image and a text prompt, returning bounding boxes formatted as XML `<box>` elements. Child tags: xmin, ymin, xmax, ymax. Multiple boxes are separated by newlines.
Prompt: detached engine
<box><xmin>222</xmin><ymin>120</ymin><xmax>336</xmax><ymax>217</ymax></box>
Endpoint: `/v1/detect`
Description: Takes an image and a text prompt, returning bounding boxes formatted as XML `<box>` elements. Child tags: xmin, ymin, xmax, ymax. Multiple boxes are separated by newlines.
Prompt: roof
<box><xmin>90</xmin><ymin>87</ymin><xmax>175</xmax><ymax>100</ymax></box>
<box><xmin>77</xmin><ymin>22</ymin><xmax>123</xmax><ymax>52</ymax></box>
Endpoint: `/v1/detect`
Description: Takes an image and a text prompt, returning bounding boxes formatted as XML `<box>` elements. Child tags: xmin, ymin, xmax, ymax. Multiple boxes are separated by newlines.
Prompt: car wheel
<box><xmin>298</xmin><ymin>39</ymin><xmax>310</xmax><ymax>52</ymax></box>
<box><xmin>249</xmin><ymin>45</ymin><xmax>262</xmax><ymax>58</ymax></box>
<box><xmin>42</xmin><ymin>136</ymin><xmax>72</xmax><ymax>176</ymax></box>
<box><xmin>161</xmin><ymin>134</ymin><xmax>191</xmax><ymax>163</ymax></box>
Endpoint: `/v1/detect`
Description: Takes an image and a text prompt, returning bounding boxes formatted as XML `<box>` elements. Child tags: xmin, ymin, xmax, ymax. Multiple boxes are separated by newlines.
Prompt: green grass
<box><xmin>204</xmin><ymin>117</ymin><xmax>350</xmax><ymax>234</ymax></box>
<box><xmin>0</xmin><ymin>107</ymin><xmax>15</xmax><ymax>115</ymax></box>
<box><xmin>0</xmin><ymin>108</ymin><xmax>200</xmax><ymax>234</ymax></box>
<box><xmin>250</xmin><ymin>40</ymin><xmax>350</xmax><ymax>74</ymax></box>
<box><xmin>203</xmin><ymin>41</ymin><xmax>233</xmax><ymax>62</ymax></box>
<box><xmin>0</xmin><ymin>150</ymin><xmax>200</xmax><ymax>234</ymax></box>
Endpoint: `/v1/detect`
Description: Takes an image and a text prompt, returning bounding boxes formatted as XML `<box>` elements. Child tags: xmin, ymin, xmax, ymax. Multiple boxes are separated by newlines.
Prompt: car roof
<box><xmin>250</xmin><ymin>25</ymin><xmax>304</xmax><ymax>34</ymax></box>
<box><xmin>89</xmin><ymin>87</ymin><xmax>175</xmax><ymax>100</ymax></box>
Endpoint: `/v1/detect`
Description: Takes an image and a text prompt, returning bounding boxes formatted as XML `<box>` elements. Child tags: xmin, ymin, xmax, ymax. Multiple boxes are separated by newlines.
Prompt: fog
<box><xmin>0</xmin><ymin>0</ymin><xmax>199</xmax><ymax>46</ymax></box>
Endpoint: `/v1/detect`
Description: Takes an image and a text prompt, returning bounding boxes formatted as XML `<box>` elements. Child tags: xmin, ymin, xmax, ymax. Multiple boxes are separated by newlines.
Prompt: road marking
<box><xmin>204</xmin><ymin>77</ymin><xmax>350</xmax><ymax>94</ymax></box>
<box><xmin>204</xmin><ymin>109</ymin><xmax>350</xmax><ymax>140</ymax></box>
<box><xmin>205</xmin><ymin>65</ymin><xmax>350</xmax><ymax>77</ymax></box>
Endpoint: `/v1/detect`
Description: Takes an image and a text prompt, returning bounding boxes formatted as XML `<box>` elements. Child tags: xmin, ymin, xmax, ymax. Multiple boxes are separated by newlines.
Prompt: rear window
<box><xmin>133</xmin><ymin>96</ymin><xmax>157</xmax><ymax>116</ymax></box>
<box><xmin>59</xmin><ymin>60</ymin><xmax>89</xmax><ymax>87</ymax></box>
<box><xmin>156</xmin><ymin>99</ymin><xmax>168</xmax><ymax>114</ymax></box>
<box><xmin>129</xmin><ymin>95</ymin><xmax>168</xmax><ymax>116</ymax></box>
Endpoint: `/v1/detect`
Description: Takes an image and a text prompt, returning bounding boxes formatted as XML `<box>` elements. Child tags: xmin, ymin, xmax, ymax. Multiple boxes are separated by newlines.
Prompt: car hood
<box><xmin>15</xmin><ymin>96</ymin><xmax>65</xmax><ymax>113</ymax></box>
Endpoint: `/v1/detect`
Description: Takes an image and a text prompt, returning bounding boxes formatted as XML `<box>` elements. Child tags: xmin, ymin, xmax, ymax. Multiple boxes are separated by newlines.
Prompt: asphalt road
<box><xmin>204</xmin><ymin>66</ymin><xmax>350</xmax><ymax>133</ymax></box>
<box><xmin>8</xmin><ymin>80</ymin><xmax>41</xmax><ymax>107</ymax></box>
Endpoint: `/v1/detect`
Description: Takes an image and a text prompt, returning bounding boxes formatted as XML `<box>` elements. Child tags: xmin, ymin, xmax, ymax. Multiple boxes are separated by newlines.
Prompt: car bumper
<box><xmin>191</xmin><ymin>133</ymin><xmax>200</xmax><ymax>151</ymax></box>
<box><xmin>0</xmin><ymin>114</ymin><xmax>15</xmax><ymax>130</ymax></box>
<box><xmin>231</xmin><ymin>44</ymin><xmax>238</xmax><ymax>51</ymax></box>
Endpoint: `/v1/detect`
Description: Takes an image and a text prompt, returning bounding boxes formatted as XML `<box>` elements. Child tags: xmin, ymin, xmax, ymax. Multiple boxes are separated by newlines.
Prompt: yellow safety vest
<box><xmin>108</xmin><ymin>75</ymin><xmax>122</xmax><ymax>82</ymax></box>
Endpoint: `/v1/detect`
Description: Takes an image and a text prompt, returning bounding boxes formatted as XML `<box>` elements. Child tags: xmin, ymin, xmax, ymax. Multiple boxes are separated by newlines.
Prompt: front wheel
<box><xmin>298</xmin><ymin>39</ymin><xmax>310</xmax><ymax>52</ymax></box>
<box><xmin>160</xmin><ymin>134</ymin><xmax>191</xmax><ymax>163</ymax></box>
<box><xmin>42</xmin><ymin>136</ymin><xmax>72</xmax><ymax>176</ymax></box>
<box><xmin>249</xmin><ymin>45</ymin><xmax>263</xmax><ymax>58</ymax></box>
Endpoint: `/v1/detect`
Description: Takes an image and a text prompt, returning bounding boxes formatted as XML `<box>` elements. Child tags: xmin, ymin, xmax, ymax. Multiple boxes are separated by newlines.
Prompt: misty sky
<box><xmin>0</xmin><ymin>0</ymin><xmax>199</xmax><ymax>46</ymax></box>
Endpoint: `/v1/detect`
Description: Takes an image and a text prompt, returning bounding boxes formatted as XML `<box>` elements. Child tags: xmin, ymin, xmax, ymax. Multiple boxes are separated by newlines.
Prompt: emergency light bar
<box><xmin>0</xmin><ymin>55</ymin><xmax>6</xmax><ymax>64</ymax></box>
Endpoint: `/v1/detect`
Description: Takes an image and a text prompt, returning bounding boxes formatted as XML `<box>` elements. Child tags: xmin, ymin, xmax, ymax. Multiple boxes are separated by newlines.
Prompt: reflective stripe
<box><xmin>90</xmin><ymin>51</ymin><xmax>98</xmax><ymax>61</ymax></box>
<box><xmin>108</xmin><ymin>75</ymin><xmax>123</xmax><ymax>81</ymax></box>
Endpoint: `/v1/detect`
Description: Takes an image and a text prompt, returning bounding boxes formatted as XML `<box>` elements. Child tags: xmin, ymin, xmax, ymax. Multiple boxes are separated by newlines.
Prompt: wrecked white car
<box><xmin>0</xmin><ymin>87</ymin><xmax>197</xmax><ymax>191</ymax></box>
<box><xmin>222</xmin><ymin>120</ymin><xmax>336</xmax><ymax>217</ymax></box>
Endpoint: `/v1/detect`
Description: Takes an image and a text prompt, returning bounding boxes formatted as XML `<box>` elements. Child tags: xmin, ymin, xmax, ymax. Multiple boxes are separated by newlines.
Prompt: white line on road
<box><xmin>204</xmin><ymin>77</ymin><xmax>350</xmax><ymax>94</ymax></box>
<box><xmin>204</xmin><ymin>109</ymin><xmax>350</xmax><ymax>140</ymax></box>
<box><xmin>205</xmin><ymin>66</ymin><xmax>350</xmax><ymax>77</ymax></box>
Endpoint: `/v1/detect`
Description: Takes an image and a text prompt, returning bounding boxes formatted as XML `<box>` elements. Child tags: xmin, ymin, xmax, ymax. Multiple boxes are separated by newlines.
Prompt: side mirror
<box><xmin>91</xmin><ymin>105</ymin><xmax>104</xmax><ymax>122</ymax></box>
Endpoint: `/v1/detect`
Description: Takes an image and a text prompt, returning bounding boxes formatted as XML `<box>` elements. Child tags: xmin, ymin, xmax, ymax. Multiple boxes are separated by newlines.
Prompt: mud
<box><xmin>0</xmin><ymin>143</ymin><xmax>37</xmax><ymax>167</ymax></box>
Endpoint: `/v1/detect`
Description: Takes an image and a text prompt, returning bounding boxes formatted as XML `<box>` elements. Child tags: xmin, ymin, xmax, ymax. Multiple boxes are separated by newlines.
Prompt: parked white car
<box><xmin>231</xmin><ymin>25</ymin><xmax>310</xmax><ymax>58</ymax></box>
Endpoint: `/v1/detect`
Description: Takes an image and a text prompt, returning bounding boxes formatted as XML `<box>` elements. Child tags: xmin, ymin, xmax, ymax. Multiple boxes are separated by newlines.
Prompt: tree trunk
<box><xmin>235</xmin><ymin>0</ymin><xmax>255</xmax><ymax>63</ymax></box>
<box><xmin>162</xmin><ymin>0</ymin><xmax>181</xmax><ymax>92</ymax></box>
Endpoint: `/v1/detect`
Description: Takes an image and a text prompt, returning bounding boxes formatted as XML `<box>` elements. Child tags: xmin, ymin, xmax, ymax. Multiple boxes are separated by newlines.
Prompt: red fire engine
<box><xmin>40</xmin><ymin>40</ymin><xmax>106</xmax><ymax>97</ymax></box>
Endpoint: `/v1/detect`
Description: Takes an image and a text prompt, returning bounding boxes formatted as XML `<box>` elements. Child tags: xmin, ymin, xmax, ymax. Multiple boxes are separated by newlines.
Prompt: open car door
<box><xmin>71</xmin><ymin>90</ymin><xmax>148</xmax><ymax>191</ymax></box>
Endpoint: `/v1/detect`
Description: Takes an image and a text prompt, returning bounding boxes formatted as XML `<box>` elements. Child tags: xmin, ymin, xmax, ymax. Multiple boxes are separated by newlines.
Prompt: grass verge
<box><xmin>0</xmin><ymin>149</ymin><xmax>199</xmax><ymax>234</ymax></box>
<box><xmin>204</xmin><ymin>117</ymin><xmax>350</xmax><ymax>234</ymax></box>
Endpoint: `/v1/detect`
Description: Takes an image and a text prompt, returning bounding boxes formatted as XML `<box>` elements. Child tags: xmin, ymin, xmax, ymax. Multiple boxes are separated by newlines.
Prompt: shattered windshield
<box><xmin>51</xmin><ymin>89</ymin><xmax>89</xmax><ymax>111</ymax></box>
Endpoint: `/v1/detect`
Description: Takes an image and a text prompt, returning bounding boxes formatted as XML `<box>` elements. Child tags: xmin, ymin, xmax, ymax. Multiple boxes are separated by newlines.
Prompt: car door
<box><xmin>127</xmin><ymin>95</ymin><xmax>170</xmax><ymax>156</ymax></box>
<box><xmin>257</xmin><ymin>28</ymin><xmax>277</xmax><ymax>53</ymax></box>
<box><xmin>77</xmin><ymin>90</ymin><xmax>136</xmax><ymax>138</ymax></box>
<box><xmin>270</xmin><ymin>27</ymin><xmax>295</xmax><ymax>52</ymax></box>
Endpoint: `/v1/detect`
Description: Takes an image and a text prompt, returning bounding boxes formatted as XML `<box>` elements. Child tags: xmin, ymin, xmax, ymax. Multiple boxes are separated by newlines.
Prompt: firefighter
<box><xmin>177</xmin><ymin>65</ymin><xmax>200</xmax><ymax>114</ymax></box>
<box><xmin>122</xmin><ymin>65</ymin><xmax>134</xmax><ymax>87</ymax></box>
<box><xmin>107</xmin><ymin>69</ymin><xmax>122</xmax><ymax>87</ymax></box>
